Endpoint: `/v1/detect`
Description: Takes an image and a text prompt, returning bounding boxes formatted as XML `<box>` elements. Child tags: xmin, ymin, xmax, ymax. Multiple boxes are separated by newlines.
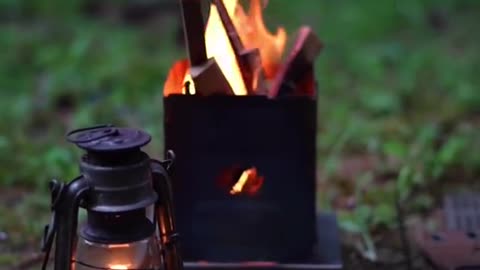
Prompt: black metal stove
<box><xmin>164</xmin><ymin>94</ymin><xmax>341</xmax><ymax>269</ymax></box>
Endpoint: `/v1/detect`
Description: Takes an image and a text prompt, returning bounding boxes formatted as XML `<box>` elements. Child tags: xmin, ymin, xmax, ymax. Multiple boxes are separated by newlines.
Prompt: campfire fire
<box><xmin>164</xmin><ymin>0</ymin><xmax>322</xmax><ymax>98</ymax></box>
<box><xmin>162</xmin><ymin>0</ymin><xmax>326</xmax><ymax>264</ymax></box>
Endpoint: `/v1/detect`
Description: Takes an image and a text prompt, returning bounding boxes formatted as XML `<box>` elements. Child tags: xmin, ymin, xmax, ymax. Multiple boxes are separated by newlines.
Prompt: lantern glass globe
<box><xmin>75</xmin><ymin>236</ymin><xmax>162</xmax><ymax>270</ymax></box>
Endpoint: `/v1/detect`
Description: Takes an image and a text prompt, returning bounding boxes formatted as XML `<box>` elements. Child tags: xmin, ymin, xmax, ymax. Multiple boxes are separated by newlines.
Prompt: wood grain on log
<box><xmin>191</xmin><ymin>59</ymin><xmax>234</xmax><ymax>95</ymax></box>
<box><xmin>179</xmin><ymin>0</ymin><xmax>209</xmax><ymax>66</ymax></box>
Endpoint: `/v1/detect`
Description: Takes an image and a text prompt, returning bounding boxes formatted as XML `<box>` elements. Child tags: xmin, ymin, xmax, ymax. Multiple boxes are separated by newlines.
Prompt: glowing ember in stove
<box><xmin>230</xmin><ymin>167</ymin><xmax>264</xmax><ymax>196</ymax></box>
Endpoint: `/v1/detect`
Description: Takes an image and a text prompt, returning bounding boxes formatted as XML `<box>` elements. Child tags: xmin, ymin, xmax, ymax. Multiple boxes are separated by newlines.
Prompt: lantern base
<box><xmin>181</xmin><ymin>213</ymin><xmax>342</xmax><ymax>270</ymax></box>
<box><xmin>183</xmin><ymin>262</ymin><xmax>341</xmax><ymax>270</ymax></box>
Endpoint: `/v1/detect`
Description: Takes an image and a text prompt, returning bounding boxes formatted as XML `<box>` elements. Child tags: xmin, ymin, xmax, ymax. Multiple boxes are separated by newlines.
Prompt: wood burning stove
<box><xmin>164</xmin><ymin>94</ymin><xmax>316</xmax><ymax>262</ymax></box>
<box><xmin>162</xmin><ymin>0</ymin><xmax>342</xmax><ymax>269</ymax></box>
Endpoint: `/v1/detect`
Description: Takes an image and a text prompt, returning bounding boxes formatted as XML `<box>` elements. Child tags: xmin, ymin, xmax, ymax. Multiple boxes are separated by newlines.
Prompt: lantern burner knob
<box><xmin>66</xmin><ymin>124</ymin><xmax>151</xmax><ymax>152</ymax></box>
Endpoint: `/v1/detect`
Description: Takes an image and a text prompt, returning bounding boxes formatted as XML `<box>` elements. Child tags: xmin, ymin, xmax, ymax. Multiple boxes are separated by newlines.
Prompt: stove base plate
<box><xmin>182</xmin><ymin>213</ymin><xmax>342</xmax><ymax>270</ymax></box>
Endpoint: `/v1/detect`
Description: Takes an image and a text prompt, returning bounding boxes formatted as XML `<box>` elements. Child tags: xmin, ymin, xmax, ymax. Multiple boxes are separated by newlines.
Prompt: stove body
<box><xmin>164</xmin><ymin>95</ymin><xmax>317</xmax><ymax>262</ymax></box>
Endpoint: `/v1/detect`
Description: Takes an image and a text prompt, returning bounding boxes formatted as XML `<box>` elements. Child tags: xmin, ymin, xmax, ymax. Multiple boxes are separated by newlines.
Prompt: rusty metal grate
<box><xmin>444</xmin><ymin>193</ymin><xmax>480</xmax><ymax>232</ymax></box>
<box><xmin>416</xmin><ymin>192</ymin><xmax>480</xmax><ymax>270</ymax></box>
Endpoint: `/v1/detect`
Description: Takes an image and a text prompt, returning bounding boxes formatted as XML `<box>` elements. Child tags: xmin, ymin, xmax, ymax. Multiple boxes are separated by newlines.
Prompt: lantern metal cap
<box><xmin>66</xmin><ymin>124</ymin><xmax>151</xmax><ymax>152</ymax></box>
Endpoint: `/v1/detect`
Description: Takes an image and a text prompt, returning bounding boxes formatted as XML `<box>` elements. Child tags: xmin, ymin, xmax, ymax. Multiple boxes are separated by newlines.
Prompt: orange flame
<box><xmin>107</xmin><ymin>243</ymin><xmax>131</xmax><ymax>248</ymax></box>
<box><xmin>106</xmin><ymin>244</ymin><xmax>132</xmax><ymax>269</ymax></box>
<box><xmin>163</xmin><ymin>59</ymin><xmax>190</xmax><ymax>96</ymax></box>
<box><xmin>230</xmin><ymin>167</ymin><xmax>264</xmax><ymax>195</ymax></box>
<box><xmin>163</xmin><ymin>0</ymin><xmax>287</xmax><ymax>96</ymax></box>
<box><xmin>233</xmin><ymin>0</ymin><xmax>287</xmax><ymax>79</ymax></box>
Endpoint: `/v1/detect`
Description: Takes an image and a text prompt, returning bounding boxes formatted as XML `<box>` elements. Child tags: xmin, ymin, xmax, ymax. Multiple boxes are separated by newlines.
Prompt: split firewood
<box><xmin>163</xmin><ymin>58</ymin><xmax>234</xmax><ymax>96</ymax></box>
<box><xmin>268</xmin><ymin>26</ymin><xmax>323</xmax><ymax>98</ymax></box>
<box><xmin>179</xmin><ymin>0</ymin><xmax>233</xmax><ymax>95</ymax></box>
<box><xmin>213</xmin><ymin>0</ymin><xmax>267</xmax><ymax>94</ymax></box>
<box><xmin>190</xmin><ymin>58</ymin><xmax>234</xmax><ymax>95</ymax></box>
<box><xmin>179</xmin><ymin>0</ymin><xmax>208</xmax><ymax>66</ymax></box>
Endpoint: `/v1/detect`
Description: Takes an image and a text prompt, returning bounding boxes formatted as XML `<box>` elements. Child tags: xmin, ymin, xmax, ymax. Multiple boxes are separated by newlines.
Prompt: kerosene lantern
<box><xmin>40</xmin><ymin>125</ymin><xmax>183</xmax><ymax>270</ymax></box>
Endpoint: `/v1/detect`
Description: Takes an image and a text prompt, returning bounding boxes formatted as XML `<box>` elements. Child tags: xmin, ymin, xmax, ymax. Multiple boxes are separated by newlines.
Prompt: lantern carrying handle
<box><xmin>151</xmin><ymin>154</ymin><xmax>184</xmax><ymax>270</ymax></box>
<box><xmin>163</xmin><ymin>149</ymin><xmax>176</xmax><ymax>170</ymax></box>
<box><xmin>40</xmin><ymin>179</ymin><xmax>66</xmax><ymax>270</ymax></box>
<box><xmin>41</xmin><ymin>176</ymin><xmax>90</xmax><ymax>270</ymax></box>
<box><xmin>66</xmin><ymin>124</ymin><xmax>117</xmax><ymax>144</ymax></box>
<box><xmin>41</xmin><ymin>180</ymin><xmax>64</xmax><ymax>250</ymax></box>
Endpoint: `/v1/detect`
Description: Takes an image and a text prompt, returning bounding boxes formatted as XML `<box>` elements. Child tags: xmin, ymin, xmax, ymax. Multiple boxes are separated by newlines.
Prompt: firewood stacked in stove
<box><xmin>269</xmin><ymin>26</ymin><xmax>323</xmax><ymax>98</ymax></box>
<box><xmin>172</xmin><ymin>0</ymin><xmax>323</xmax><ymax>98</ymax></box>
<box><xmin>213</xmin><ymin>0</ymin><xmax>266</xmax><ymax>95</ymax></box>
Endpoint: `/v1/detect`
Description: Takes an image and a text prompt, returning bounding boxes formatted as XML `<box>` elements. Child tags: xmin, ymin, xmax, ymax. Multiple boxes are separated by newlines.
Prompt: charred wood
<box><xmin>269</xmin><ymin>26</ymin><xmax>322</xmax><ymax>98</ymax></box>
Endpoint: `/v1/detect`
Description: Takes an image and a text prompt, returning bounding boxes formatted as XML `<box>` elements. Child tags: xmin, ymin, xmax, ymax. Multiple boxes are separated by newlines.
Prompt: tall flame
<box><xmin>205</xmin><ymin>0</ymin><xmax>247</xmax><ymax>95</ymax></box>
<box><xmin>164</xmin><ymin>0</ymin><xmax>287</xmax><ymax>96</ymax></box>
<box><xmin>232</xmin><ymin>0</ymin><xmax>287</xmax><ymax>79</ymax></box>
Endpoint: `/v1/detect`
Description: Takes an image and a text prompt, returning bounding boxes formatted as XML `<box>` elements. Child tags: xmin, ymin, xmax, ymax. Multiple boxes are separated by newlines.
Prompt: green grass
<box><xmin>0</xmin><ymin>0</ymin><xmax>479</xmax><ymax>266</ymax></box>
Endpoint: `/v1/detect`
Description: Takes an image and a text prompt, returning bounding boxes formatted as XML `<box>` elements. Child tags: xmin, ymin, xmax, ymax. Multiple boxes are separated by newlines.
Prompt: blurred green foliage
<box><xmin>0</xmin><ymin>0</ymin><xmax>479</xmax><ymax>265</ymax></box>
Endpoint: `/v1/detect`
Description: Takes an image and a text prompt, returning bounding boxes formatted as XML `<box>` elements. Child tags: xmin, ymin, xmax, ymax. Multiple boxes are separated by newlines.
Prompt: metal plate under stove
<box><xmin>182</xmin><ymin>214</ymin><xmax>343</xmax><ymax>270</ymax></box>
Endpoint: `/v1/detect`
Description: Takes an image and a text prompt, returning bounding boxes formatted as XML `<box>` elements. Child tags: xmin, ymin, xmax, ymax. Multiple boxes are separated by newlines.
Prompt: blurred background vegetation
<box><xmin>0</xmin><ymin>0</ymin><xmax>479</xmax><ymax>268</ymax></box>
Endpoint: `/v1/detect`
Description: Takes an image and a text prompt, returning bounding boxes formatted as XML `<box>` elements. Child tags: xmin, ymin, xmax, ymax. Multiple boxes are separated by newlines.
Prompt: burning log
<box><xmin>269</xmin><ymin>26</ymin><xmax>323</xmax><ymax>98</ymax></box>
<box><xmin>179</xmin><ymin>0</ymin><xmax>233</xmax><ymax>95</ymax></box>
<box><xmin>179</xmin><ymin>0</ymin><xmax>208</xmax><ymax>66</ymax></box>
<box><xmin>213</xmin><ymin>0</ymin><xmax>266</xmax><ymax>94</ymax></box>
<box><xmin>163</xmin><ymin>59</ymin><xmax>234</xmax><ymax>96</ymax></box>
<box><xmin>189</xmin><ymin>59</ymin><xmax>234</xmax><ymax>95</ymax></box>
